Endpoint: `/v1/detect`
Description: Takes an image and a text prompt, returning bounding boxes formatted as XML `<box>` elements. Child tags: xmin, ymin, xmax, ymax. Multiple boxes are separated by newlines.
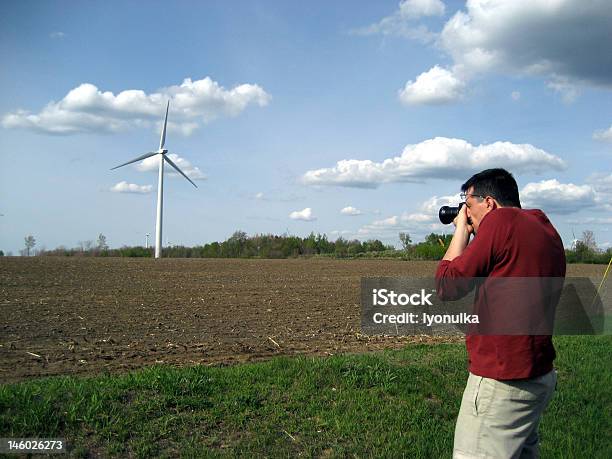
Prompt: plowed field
<box><xmin>0</xmin><ymin>257</ymin><xmax>604</xmax><ymax>383</ymax></box>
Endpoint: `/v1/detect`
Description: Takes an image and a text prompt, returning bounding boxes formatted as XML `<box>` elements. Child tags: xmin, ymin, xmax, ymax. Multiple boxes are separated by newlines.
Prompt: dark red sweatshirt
<box><xmin>436</xmin><ymin>207</ymin><xmax>566</xmax><ymax>380</ymax></box>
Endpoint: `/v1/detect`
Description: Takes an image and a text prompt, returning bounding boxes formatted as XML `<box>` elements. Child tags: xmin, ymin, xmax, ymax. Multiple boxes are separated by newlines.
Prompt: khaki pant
<box><xmin>453</xmin><ymin>370</ymin><xmax>557</xmax><ymax>459</ymax></box>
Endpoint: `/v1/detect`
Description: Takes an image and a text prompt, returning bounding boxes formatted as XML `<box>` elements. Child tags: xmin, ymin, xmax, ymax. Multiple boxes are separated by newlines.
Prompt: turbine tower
<box><xmin>111</xmin><ymin>101</ymin><xmax>197</xmax><ymax>258</ymax></box>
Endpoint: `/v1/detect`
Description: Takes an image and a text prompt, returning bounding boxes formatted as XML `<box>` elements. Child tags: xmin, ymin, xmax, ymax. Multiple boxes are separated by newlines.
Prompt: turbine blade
<box><xmin>110</xmin><ymin>151</ymin><xmax>158</xmax><ymax>170</ymax></box>
<box><xmin>164</xmin><ymin>155</ymin><xmax>198</xmax><ymax>188</ymax></box>
<box><xmin>159</xmin><ymin>100</ymin><xmax>169</xmax><ymax>150</ymax></box>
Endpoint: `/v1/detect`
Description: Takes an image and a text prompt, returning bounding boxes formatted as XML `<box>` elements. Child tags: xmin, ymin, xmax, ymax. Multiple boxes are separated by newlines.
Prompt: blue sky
<box><xmin>1</xmin><ymin>0</ymin><xmax>611</xmax><ymax>254</ymax></box>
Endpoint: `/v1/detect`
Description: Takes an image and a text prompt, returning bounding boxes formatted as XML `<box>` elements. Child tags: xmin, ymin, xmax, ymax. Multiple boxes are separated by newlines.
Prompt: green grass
<box><xmin>1</xmin><ymin>337</ymin><xmax>610</xmax><ymax>458</ymax></box>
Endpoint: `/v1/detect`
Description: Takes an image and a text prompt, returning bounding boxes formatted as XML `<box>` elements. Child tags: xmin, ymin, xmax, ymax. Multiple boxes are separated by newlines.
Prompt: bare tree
<box><xmin>24</xmin><ymin>235</ymin><xmax>36</xmax><ymax>256</ymax></box>
<box><xmin>97</xmin><ymin>233</ymin><xmax>109</xmax><ymax>251</ymax></box>
<box><xmin>573</xmin><ymin>230</ymin><xmax>598</xmax><ymax>262</ymax></box>
<box><xmin>78</xmin><ymin>240</ymin><xmax>94</xmax><ymax>253</ymax></box>
<box><xmin>581</xmin><ymin>230</ymin><xmax>597</xmax><ymax>251</ymax></box>
<box><xmin>399</xmin><ymin>232</ymin><xmax>412</xmax><ymax>251</ymax></box>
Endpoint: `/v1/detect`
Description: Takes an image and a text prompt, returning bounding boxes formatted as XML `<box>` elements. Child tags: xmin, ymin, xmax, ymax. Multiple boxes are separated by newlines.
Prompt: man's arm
<box><xmin>436</xmin><ymin>206</ymin><xmax>501</xmax><ymax>299</ymax></box>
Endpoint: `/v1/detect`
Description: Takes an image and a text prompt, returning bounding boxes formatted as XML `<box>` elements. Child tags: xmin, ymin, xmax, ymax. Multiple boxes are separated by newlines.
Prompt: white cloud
<box><xmin>50</xmin><ymin>31</ymin><xmax>65</xmax><ymax>39</ymax></box>
<box><xmin>416</xmin><ymin>193</ymin><xmax>461</xmax><ymax>214</ymax></box>
<box><xmin>358</xmin><ymin>214</ymin><xmax>445</xmax><ymax>238</ymax></box>
<box><xmin>400</xmin><ymin>212</ymin><xmax>433</xmax><ymax>223</ymax></box>
<box><xmin>245</xmin><ymin>190</ymin><xmax>304</xmax><ymax>202</ymax></box>
<box><xmin>340</xmin><ymin>206</ymin><xmax>362</xmax><ymax>216</ymax></box>
<box><xmin>546</xmin><ymin>78</ymin><xmax>581</xmax><ymax>103</ymax></box>
<box><xmin>511</xmin><ymin>91</ymin><xmax>521</xmax><ymax>101</ymax></box>
<box><xmin>593</xmin><ymin>125</ymin><xmax>612</xmax><ymax>142</ymax></box>
<box><xmin>587</xmin><ymin>172</ymin><xmax>612</xmax><ymax>193</ymax></box>
<box><xmin>135</xmin><ymin>153</ymin><xmax>207</xmax><ymax>181</ymax></box>
<box><xmin>302</xmin><ymin>137</ymin><xmax>565</xmax><ymax>188</ymax></box>
<box><xmin>357</xmin><ymin>216</ymin><xmax>399</xmax><ymax>236</ymax></box>
<box><xmin>393</xmin><ymin>1</ymin><xmax>612</xmax><ymax>104</ymax></box>
<box><xmin>110</xmin><ymin>181</ymin><xmax>153</xmax><ymax>194</ymax></box>
<box><xmin>373</xmin><ymin>216</ymin><xmax>400</xmax><ymax>228</ymax></box>
<box><xmin>2</xmin><ymin>77</ymin><xmax>270</xmax><ymax>135</ymax></box>
<box><xmin>399</xmin><ymin>0</ymin><xmax>445</xmax><ymax>19</ymax></box>
<box><xmin>351</xmin><ymin>0</ymin><xmax>445</xmax><ymax>42</ymax></box>
<box><xmin>437</xmin><ymin>0</ymin><xmax>612</xmax><ymax>98</ymax></box>
<box><xmin>289</xmin><ymin>207</ymin><xmax>316</xmax><ymax>221</ymax></box>
<box><xmin>399</xmin><ymin>193</ymin><xmax>460</xmax><ymax>226</ymax></box>
<box><xmin>398</xmin><ymin>66</ymin><xmax>465</xmax><ymax>105</ymax></box>
<box><xmin>521</xmin><ymin>179</ymin><xmax>597</xmax><ymax>214</ymax></box>
<box><xmin>357</xmin><ymin>193</ymin><xmax>458</xmax><ymax>239</ymax></box>
<box><xmin>165</xmin><ymin>120</ymin><xmax>199</xmax><ymax>136</ymax></box>
<box><xmin>587</xmin><ymin>172</ymin><xmax>612</xmax><ymax>211</ymax></box>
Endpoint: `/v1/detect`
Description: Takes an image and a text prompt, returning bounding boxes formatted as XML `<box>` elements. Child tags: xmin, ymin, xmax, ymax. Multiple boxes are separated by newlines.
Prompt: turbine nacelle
<box><xmin>110</xmin><ymin>101</ymin><xmax>196</xmax><ymax>188</ymax></box>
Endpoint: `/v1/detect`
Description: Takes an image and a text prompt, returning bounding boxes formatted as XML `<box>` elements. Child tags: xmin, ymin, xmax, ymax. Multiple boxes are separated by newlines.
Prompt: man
<box><xmin>435</xmin><ymin>168</ymin><xmax>565</xmax><ymax>458</ymax></box>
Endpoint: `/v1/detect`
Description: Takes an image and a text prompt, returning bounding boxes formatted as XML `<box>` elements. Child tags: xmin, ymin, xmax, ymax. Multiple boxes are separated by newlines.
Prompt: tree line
<box><xmin>564</xmin><ymin>230</ymin><xmax>612</xmax><ymax>264</ymax></box>
<box><xmin>3</xmin><ymin>229</ymin><xmax>610</xmax><ymax>263</ymax></box>
<box><xmin>31</xmin><ymin>231</ymin><xmax>396</xmax><ymax>259</ymax></box>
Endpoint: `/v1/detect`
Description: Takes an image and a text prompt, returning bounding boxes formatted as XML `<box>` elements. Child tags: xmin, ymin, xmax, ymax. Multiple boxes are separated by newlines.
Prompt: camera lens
<box><xmin>439</xmin><ymin>202</ymin><xmax>464</xmax><ymax>224</ymax></box>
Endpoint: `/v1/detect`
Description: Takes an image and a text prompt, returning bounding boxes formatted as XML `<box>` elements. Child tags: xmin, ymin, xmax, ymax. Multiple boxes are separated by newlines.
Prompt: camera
<box><xmin>439</xmin><ymin>202</ymin><xmax>465</xmax><ymax>225</ymax></box>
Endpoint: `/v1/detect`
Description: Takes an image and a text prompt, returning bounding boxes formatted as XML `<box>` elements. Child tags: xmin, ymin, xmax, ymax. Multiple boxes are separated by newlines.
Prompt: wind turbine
<box><xmin>111</xmin><ymin>100</ymin><xmax>197</xmax><ymax>258</ymax></box>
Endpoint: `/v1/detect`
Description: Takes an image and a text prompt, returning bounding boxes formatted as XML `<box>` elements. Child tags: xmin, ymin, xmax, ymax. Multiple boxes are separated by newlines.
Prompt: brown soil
<box><xmin>0</xmin><ymin>257</ymin><xmax>604</xmax><ymax>383</ymax></box>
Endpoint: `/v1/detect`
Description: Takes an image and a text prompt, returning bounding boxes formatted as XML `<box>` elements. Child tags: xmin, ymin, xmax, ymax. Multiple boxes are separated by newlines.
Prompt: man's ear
<box><xmin>487</xmin><ymin>197</ymin><xmax>498</xmax><ymax>210</ymax></box>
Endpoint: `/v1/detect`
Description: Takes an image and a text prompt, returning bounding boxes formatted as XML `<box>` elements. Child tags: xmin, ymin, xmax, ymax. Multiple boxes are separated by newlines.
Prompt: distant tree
<box><xmin>581</xmin><ymin>230</ymin><xmax>597</xmax><ymax>252</ymax></box>
<box><xmin>230</xmin><ymin>230</ymin><xmax>247</xmax><ymax>242</ymax></box>
<box><xmin>203</xmin><ymin>241</ymin><xmax>221</xmax><ymax>258</ymax></box>
<box><xmin>0</xmin><ymin>250</ymin><xmax>4</xmax><ymax>257</ymax></box>
<box><xmin>424</xmin><ymin>233</ymin><xmax>453</xmax><ymax>247</ymax></box>
<box><xmin>24</xmin><ymin>235</ymin><xmax>36</xmax><ymax>256</ymax></box>
<box><xmin>424</xmin><ymin>233</ymin><xmax>440</xmax><ymax>245</ymax></box>
<box><xmin>97</xmin><ymin>233</ymin><xmax>109</xmax><ymax>251</ymax></box>
<box><xmin>282</xmin><ymin>235</ymin><xmax>302</xmax><ymax>257</ymax></box>
<box><xmin>347</xmin><ymin>239</ymin><xmax>365</xmax><ymax>256</ymax></box>
<box><xmin>228</xmin><ymin>230</ymin><xmax>248</xmax><ymax>257</ymax></box>
<box><xmin>363</xmin><ymin>239</ymin><xmax>386</xmax><ymax>252</ymax></box>
<box><xmin>568</xmin><ymin>230</ymin><xmax>598</xmax><ymax>263</ymax></box>
<box><xmin>304</xmin><ymin>232</ymin><xmax>318</xmax><ymax>255</ymax></box>
<box><xmin>399</xmin><ymin>232</ymin><xmax>412</xmax><ymax>251</ymax></box>
<box><xmin>334</xmin><ymin>237</ymin><xmax>349</xmax><ymax>258</ymax></box>
<box><xmin>78</xmin><ymin>240</ymin><xmax>94</xmax><ymax>253</ymax></box>
<box><xmin>316</xmin><ymin>233</ymin><xmax>333</xmax><ymax>254</ymax></box>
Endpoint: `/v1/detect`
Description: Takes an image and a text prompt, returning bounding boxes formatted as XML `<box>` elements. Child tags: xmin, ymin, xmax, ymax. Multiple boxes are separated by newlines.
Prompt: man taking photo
<box><xmin>436</xmin><ymin>168</ymin><xmax>565</xmax><ymax>458</ymax></box>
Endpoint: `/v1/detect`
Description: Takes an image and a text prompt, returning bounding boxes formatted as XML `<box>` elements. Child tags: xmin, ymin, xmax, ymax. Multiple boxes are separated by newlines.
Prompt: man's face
<box><xmin>464</xmin><ymin>186</ymin><xmax>495</xmax><ymax>232</ymax></box>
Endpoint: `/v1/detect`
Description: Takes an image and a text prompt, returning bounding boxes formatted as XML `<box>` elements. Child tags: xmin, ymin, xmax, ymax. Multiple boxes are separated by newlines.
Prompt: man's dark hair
<box><xmin>461</xmin><ymin>168</ymin><xmax>521</xmax><ymax>207</ymax></box>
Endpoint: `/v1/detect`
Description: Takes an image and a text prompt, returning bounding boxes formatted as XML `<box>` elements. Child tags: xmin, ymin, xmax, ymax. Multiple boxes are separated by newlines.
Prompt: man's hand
<box><xmin>453</xmin><ymin>204</ymin><xmax>474</xmax><ymax>235</ymax></box>
<box><xmin>443</xmin><ymin>205</ymin><xmax>473</xmax><ymax>261</ymax></box>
